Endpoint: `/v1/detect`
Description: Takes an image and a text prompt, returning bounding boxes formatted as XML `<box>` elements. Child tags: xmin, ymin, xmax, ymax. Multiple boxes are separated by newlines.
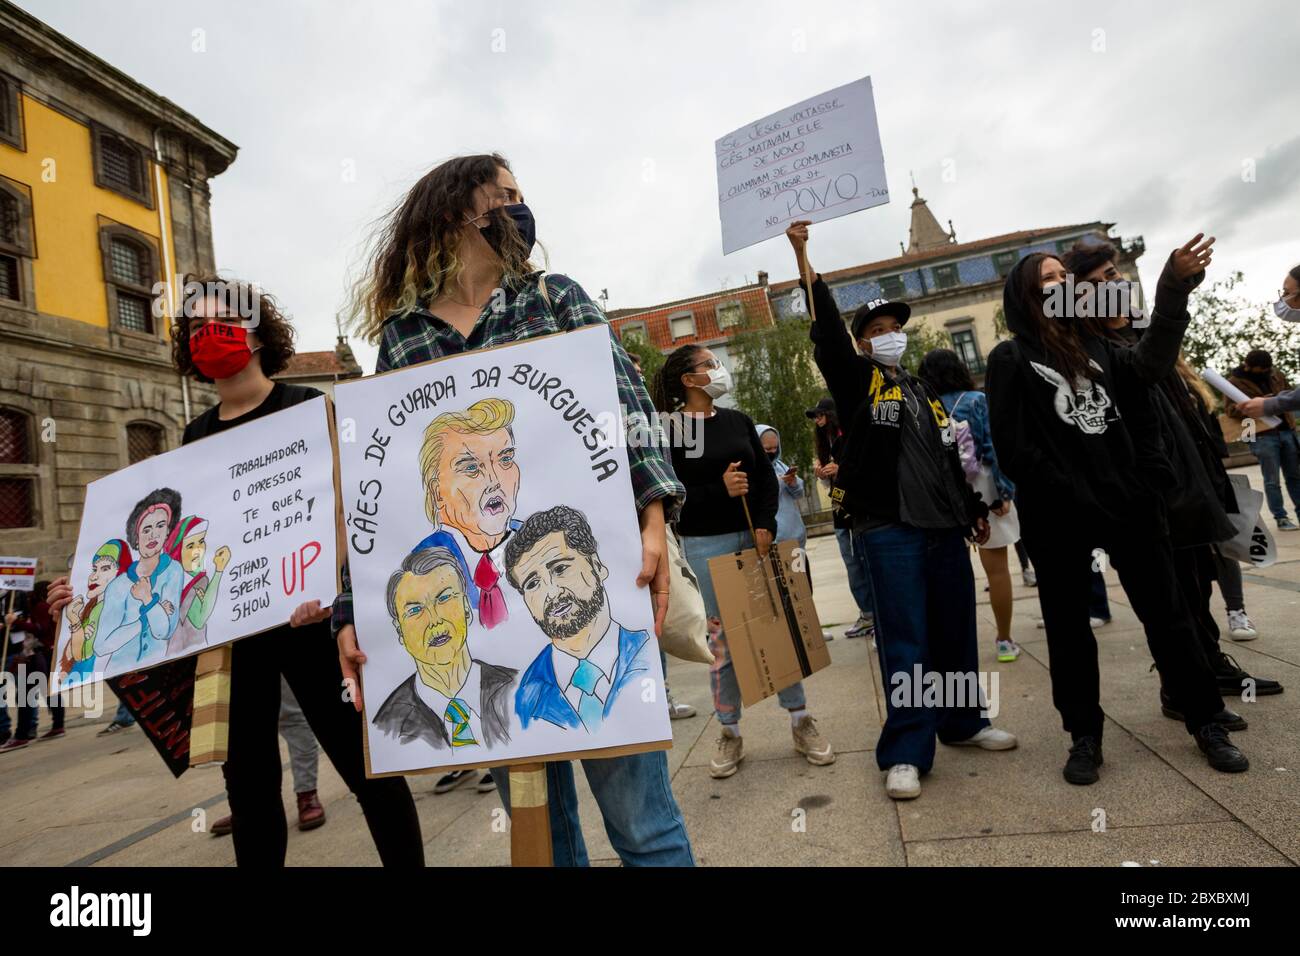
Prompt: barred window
<box><xmin>878</xmin><ymin>275</ymin><xmax>906</xmax><ymax>299</ymax></box>
<box><xmin>100</xmin><ymin>226</ymin><xmax>157</xmax><ymax>334</ymax></box>
<box><xmin>110</xmin><ymin>238</ymin><xmax>145</xmax><ymax>285</ymax></box>
<box><xmin>117</xmin><ymin>293</ymin><xmax>151</xmax><ymax>332</ymax></box>
<box><xmin>126</xmin><ymin>422</ymin><xmax>165</xmax><ymax>463</ymax></box>
<box><xmin>0</xmin><ymin>254</ymin><xmax>18</xmax><ymax>302</ymax></box>
<box><xmin>0</xmin><ymin>192</ymin><xmax>17</xmax><ymax>246</ymax></box>
<box><xmin>100</xmin><ymin>134</ymin><xmax>144</xmax><ymax>196</ymax></box>
<box><xmin>0</xmin><ymin>76</ymin><xmax>21</xmax><ymax>151</ymax></box>
<box><xmin>0</xmin><ymin>408</ymin><xmax>35</xmax><ymax>529</ymax></box>
<box><xmin>93</xmin><ymin>126</ymin><xmax>151</xmax><ymax>206</ymax></box>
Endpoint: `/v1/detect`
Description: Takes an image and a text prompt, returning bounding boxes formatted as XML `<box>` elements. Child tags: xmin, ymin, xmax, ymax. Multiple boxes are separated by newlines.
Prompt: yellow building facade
<box><xmin>0</xmin><ymin>2</ymin><xmax>236</xmax><ymax>576</ymax></box>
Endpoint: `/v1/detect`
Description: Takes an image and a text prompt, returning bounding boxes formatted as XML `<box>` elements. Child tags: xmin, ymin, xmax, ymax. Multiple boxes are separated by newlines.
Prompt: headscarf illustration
<box><xmin>164</xmin><ymin>513</ymin><xmax>232</xmax><ymax>655</ymax></box>
<box><xmin>61</xmin><ymin>538</ymin><xmax>132</xmax><ymax>683</ymax></box>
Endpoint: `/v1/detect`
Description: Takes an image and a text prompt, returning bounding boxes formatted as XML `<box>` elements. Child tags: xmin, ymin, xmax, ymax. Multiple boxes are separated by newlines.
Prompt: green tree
<box><xmin>730</xmin><ymin>318</ymin><xmax>825</xmax><ymax>477</ymax></box>
<box><xmin>620</xmin><ymin>331</ymin><xmax>666</xmax><ymax>385</ymax></box>
<box><xmin>900</xmin><ymin>321</ymin><xmax>954</xmax><ymax>376</ymax></box>
<box><xmin>1183</xmin><ymin>271</ymin><xmax>1300</xmax><ymax>406</ymax></box>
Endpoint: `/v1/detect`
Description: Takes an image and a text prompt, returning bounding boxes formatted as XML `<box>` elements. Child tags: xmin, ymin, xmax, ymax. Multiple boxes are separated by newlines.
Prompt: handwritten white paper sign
<box><xmin>715</xmin><ymin>75</ymin><xmax>889</xmax><ymax>254</ymax></box>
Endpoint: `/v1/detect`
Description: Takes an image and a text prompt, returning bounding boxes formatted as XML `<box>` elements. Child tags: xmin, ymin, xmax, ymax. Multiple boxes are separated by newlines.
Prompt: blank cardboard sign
<box><xmin>708</xmin><ymin>540</ymin><xmax>830</xmax><ymax>706</ymax></box>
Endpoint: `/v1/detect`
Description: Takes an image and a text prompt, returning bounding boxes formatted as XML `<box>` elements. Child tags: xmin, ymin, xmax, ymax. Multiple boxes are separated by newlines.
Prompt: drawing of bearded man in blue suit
<box><xmin>505</xmin><ymin>505</ymin><xmax>655</xmax><ymax>733</ymax></box>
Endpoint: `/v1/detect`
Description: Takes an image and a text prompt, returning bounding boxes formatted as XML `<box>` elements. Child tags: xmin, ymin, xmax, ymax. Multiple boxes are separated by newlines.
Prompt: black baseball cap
<box><xmin>805</xmin><ymin>397</ymin><xmax>835</xmax><ymax>419</ymax></box>
<box><xmin>851</xmin><ymin>298</ymin><xmax>911</xmax><ymax>339</ymax></box>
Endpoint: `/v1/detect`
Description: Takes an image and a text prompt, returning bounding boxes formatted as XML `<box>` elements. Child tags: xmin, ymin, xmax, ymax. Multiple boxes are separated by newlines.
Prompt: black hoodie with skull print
<box><xmin>984</xmin><ymin>252</ymin><xmax>1203</xmax><ymax>536</ymax></box>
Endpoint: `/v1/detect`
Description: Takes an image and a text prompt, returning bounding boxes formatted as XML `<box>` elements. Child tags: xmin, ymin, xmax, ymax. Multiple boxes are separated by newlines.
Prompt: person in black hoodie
<box><xmin>787</xmin><ymin>221</ymin><xmax>1017</xmax><ymax>803</ymax></box>
<box><xmin>985</xmin><ymin>236</ymin><xmax>1251</xmax><ymax>784</ymax></box>
<box><xmin>1063</xmin><ymin>239</ymin><xmax>1283</xmax><ymax>725</ymax></box>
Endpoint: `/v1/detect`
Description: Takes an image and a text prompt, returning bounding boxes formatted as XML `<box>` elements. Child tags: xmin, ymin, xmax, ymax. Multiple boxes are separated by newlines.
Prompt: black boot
<box><xmin>1195</xmin><ymin>723</ymin><xmax>1249</xmax><ymax>773</ymax></box>
<box><xmin>1213</xmin><ymin>652</ymin><xmax>1283</xmax><ymax>696</ymax></box>
<box><xmin>1159</xmin><ymin>688</ymin><xmax>1248</xmax><ymax>731</ymax></box>
<box><xmin>1063</xmin><ymin>735</ymin><xmax>1103</xmax><ymax>785</ymax></box>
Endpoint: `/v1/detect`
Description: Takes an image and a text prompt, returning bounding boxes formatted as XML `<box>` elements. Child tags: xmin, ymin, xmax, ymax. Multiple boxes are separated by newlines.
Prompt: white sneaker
<box><xmin>666</xmin><ymin>694</ymin><xmax>696</xmax><ymax>719</ymax></box>
<box><xmin>1034</xmin><ymin>616</ymin><xmax>1046</xmax><ymax>629</ymax></box>
<box><xmin>1227</xmin><ymin>609</ymin><xmax>1258</xmax><ymax>641</ymax></box>
<box><xmin>1089</xmin><ymin>616</ymin><xmax>1110</xmax><ymax>628</ymax></box>
<box><xmin>885</xmin><ymin>764</ymin><xmax>921</xmax><ymax>800</ymax></box>
<box><xmin>948</xmin><ymin>726</ymin><xmax>1018</xmax><ymax>751</ymax></box>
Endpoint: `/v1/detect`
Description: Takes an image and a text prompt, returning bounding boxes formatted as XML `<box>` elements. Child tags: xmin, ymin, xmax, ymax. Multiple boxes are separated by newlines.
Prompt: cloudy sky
<box><xmin>23</xmin><ymin>0</ymin><xmax>1299</xmax><ymax>370</ymax></box>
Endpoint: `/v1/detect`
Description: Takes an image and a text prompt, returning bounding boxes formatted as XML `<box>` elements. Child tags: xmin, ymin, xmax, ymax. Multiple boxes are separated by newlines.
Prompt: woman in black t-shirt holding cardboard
<box><xmin>651</xmin><ymin>344</ymin><xmax>836</xmax><ymax>779</ymax></box>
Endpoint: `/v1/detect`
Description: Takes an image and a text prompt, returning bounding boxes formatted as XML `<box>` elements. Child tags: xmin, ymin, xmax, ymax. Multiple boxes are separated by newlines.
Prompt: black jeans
<box><xmin>1209</xmin><ymin>544</ymin><xmax>1244</xmax><ymax>612</ymax></box>
<box><xmin>223</xmin><ymin>623</ymin><xmax>424</xmax><ymax>867</ymax></box>
<box><xmin>1022</xmin><ymin>524</ymin><xmax>1224</xmax><ymax>740</ymax></box>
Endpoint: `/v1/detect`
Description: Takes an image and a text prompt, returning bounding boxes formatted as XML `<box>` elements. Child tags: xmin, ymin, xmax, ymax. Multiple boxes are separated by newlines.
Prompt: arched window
<box><xmin>0</xmin><ymin>407</ymin><xmax>35</xmax><ymax>529</ymax></box>
<box><xmin>100</xmin><ymin>226</ymin><xmax>158</xmax><ymax>334</ymax></box>
<box><xmin>126</xmin><ymin>421</ymin><xmax>165</xmax><ymax>464</ymax></box>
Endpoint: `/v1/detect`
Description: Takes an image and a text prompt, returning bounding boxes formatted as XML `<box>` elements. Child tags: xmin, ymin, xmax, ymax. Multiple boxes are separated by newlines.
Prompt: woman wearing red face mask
<box><xmin>48</xmin><ymin>277</ymin><xmax>424</xmax><ymax>867</ymax></box>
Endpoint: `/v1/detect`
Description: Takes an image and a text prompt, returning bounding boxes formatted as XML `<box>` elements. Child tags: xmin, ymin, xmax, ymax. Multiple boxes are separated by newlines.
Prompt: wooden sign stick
<box><xmin>507</xmin><ymin>762</ymin><xmax>553</xmax><ymax>866</ymax></box>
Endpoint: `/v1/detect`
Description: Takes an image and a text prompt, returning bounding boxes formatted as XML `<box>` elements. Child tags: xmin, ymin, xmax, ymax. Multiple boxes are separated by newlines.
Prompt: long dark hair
<box><xmin>650</xmin><ymin>344</ymin><xmax>706</xmax><ymax>413</ymax></box>
<box><xmin>349</xmin><ymin>153</ymin><xmax>536</xmax><ymax>342</ymax></box>
<box><xmin>812</xmin><ymin>408</ymin><xmax>841</xmax><ymax>464</ymax></box>
<box><xmin>1012</xmin><ymin>253</ymin><xmax>1098</xmax><ymax>383</ymax></box>
<box><xmin>917</xmin><ymin>348</ymin><xmax>975</xmax><ymax>395</ymax></box>
<box><xmin>171</xmin><ymin>274</ymin><xmax>296</xmax><ymax>383</ymax></box>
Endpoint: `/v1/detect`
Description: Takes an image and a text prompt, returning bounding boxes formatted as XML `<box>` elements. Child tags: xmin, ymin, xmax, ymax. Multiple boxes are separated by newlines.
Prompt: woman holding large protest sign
<box><xmin>984</xmin><ymin>238</ymin><xmax>1252</xmax><ymax>785</ymax></box>
<box><xmin>335</xmin><ymin>153</ymin><xmax>694</xmax><ymax>867</ymax></box>
<box><xmin>48</xmin><ymin>278</ymin><xmax>423</xmax><ymax>867</ymax></box>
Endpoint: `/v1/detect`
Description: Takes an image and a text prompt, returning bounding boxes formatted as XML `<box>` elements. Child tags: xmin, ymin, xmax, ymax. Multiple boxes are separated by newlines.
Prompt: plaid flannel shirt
<box><xmin>332</xmin><ymin>271</ymin><xmax>683</xmax><ymax>633</ymax></box>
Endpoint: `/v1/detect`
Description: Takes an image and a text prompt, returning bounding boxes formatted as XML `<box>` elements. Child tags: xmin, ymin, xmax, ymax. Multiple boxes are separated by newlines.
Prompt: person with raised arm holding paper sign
<box><xmin>786</xmin><ymin>220</ymin><xmax>1016</xmax><ymax>803</ymax></box>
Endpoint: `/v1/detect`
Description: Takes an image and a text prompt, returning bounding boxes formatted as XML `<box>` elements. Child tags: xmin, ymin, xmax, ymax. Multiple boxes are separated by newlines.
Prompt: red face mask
<box><xmin>189</xmin><ymin>321</ymin><xmax>254</xmax><ymax>380</ymax></box>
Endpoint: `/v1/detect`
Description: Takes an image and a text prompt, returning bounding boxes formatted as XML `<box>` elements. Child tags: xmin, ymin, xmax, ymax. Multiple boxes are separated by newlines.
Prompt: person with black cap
<box><xmin>807</xmin><ymin>396</ymin><xmax>877</xmax><ymax>638</ymax></box>
<box><xmin>1064</xmin><ymin>238</ymin><xmax>1282</xmax><ymax>722</ymax></box>
<box><xmin>787</xmin><ymin>220</ymin><xmax>1017</xmax><ymax>802</ymax></box>
<box><xmin>984</xmin><ymin>234</ymin><xmax>1252</xmax><ymax>785</ymax></box>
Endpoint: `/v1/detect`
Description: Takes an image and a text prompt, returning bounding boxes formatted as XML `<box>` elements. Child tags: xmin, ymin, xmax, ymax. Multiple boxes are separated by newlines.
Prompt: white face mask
<box><xmin>865</xmin><ymin>330</ymin><xmax>907</xmax><ymax>366</ymax></box>
<box><xmin>697</xmin><ymin>364</ymin><xmax>732</xmax><ymax>399</ymax></box>
<box><xmin>1274</xmin><ymin>298</ymin><xmax>1300</xmax><ymax>323</ymax></box>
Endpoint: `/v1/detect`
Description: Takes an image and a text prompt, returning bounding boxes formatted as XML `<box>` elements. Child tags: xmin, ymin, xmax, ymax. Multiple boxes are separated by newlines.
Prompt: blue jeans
<box><xmin>834</xmin><ymin>527</ymin><xmax>876</xmax><ymax>619</ymax></box>
<box><xmin>491</xmin><ymin>752</ymin><xmax>694</xmax><ymax>866</ymax></box>
<box><xmin>853</xmin><ymin>524</ymin><xmax>988</xmax><ymax>772</ymax></box>
<box><xmin>680</xmin><ymin>529</ymin><xmax>807</xmax><ymax>725</ymax></box>
<box><xmin>1252</xmin><ymin>430</ymin><xmax>1300</xmax><ymax>520</ymax></box>
<box><xmin>113</xmin><ymin>699</ymin><xmax>135</xmax><ymax>726</ymax></box>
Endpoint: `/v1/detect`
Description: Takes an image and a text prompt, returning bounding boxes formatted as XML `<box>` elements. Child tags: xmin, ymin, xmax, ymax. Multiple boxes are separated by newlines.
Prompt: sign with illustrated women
<box><xmin>52</xmin><ymin>396</ymin><xmax>340</xmax><ymax>692</ymax></box>
<box><xmin>334</xmin><ymin>325</ymin><xmax>672</xmax><ymax>776</ymax></box>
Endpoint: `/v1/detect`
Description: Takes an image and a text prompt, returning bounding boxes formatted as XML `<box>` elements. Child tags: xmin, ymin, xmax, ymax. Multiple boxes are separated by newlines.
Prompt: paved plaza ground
<box><xmin>2</xmin><ymin>463</ymin><xmax>1296</xmax><ymax>867</ymax></box>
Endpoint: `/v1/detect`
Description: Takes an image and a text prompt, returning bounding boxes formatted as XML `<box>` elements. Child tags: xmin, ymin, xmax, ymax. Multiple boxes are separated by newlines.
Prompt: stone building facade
<box><xmin>0</xmin><ymin>2</ymin><xmax>237</xmax><ymax>578</ymax></box>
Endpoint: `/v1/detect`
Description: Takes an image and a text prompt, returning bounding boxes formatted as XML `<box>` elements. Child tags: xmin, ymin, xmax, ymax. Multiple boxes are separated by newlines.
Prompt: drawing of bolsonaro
<box><xmin>373</xmin><ymin>546</ymin><xmax>517</xmax><ymax>750</ymax></box>
<box><xmin>506</xmin><ymin>505</ymin><xmax>655</xmax><ymax>733</ymax></box>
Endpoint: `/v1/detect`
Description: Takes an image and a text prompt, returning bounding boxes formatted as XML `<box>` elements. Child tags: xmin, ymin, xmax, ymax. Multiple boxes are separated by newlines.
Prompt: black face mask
<box><xmin>478</xmin><ymin>203</ymin><xmax>536</xmax><ymax>257</ymax></box>
<box><xmin>766</xmin><ymin>450</ymin><xmax>779</xmax><ymax>461</ymax></box>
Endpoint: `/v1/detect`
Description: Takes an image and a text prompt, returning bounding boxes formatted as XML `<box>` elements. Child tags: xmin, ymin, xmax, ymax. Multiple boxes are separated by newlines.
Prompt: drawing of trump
<box><xmin>506</xmin><ymin>506</ymin><xmax>655</xmax><ymax>733</ymax></box>
<box><xmin>412</xmin><ymin>398</ymin><xmax>520</xmax><ymax>629</ymax></box>
<box><xmin>373</xmin><ymin>546</ymin><xmax>517</xmax><ymax>750</ymax></box>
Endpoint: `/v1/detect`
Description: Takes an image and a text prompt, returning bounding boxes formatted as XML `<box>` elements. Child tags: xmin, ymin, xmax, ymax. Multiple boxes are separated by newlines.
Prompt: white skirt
<box><xmin>970</xmin><ymin>463</ymin><xmax>1020</xmax><ymax>550</ymax></box>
